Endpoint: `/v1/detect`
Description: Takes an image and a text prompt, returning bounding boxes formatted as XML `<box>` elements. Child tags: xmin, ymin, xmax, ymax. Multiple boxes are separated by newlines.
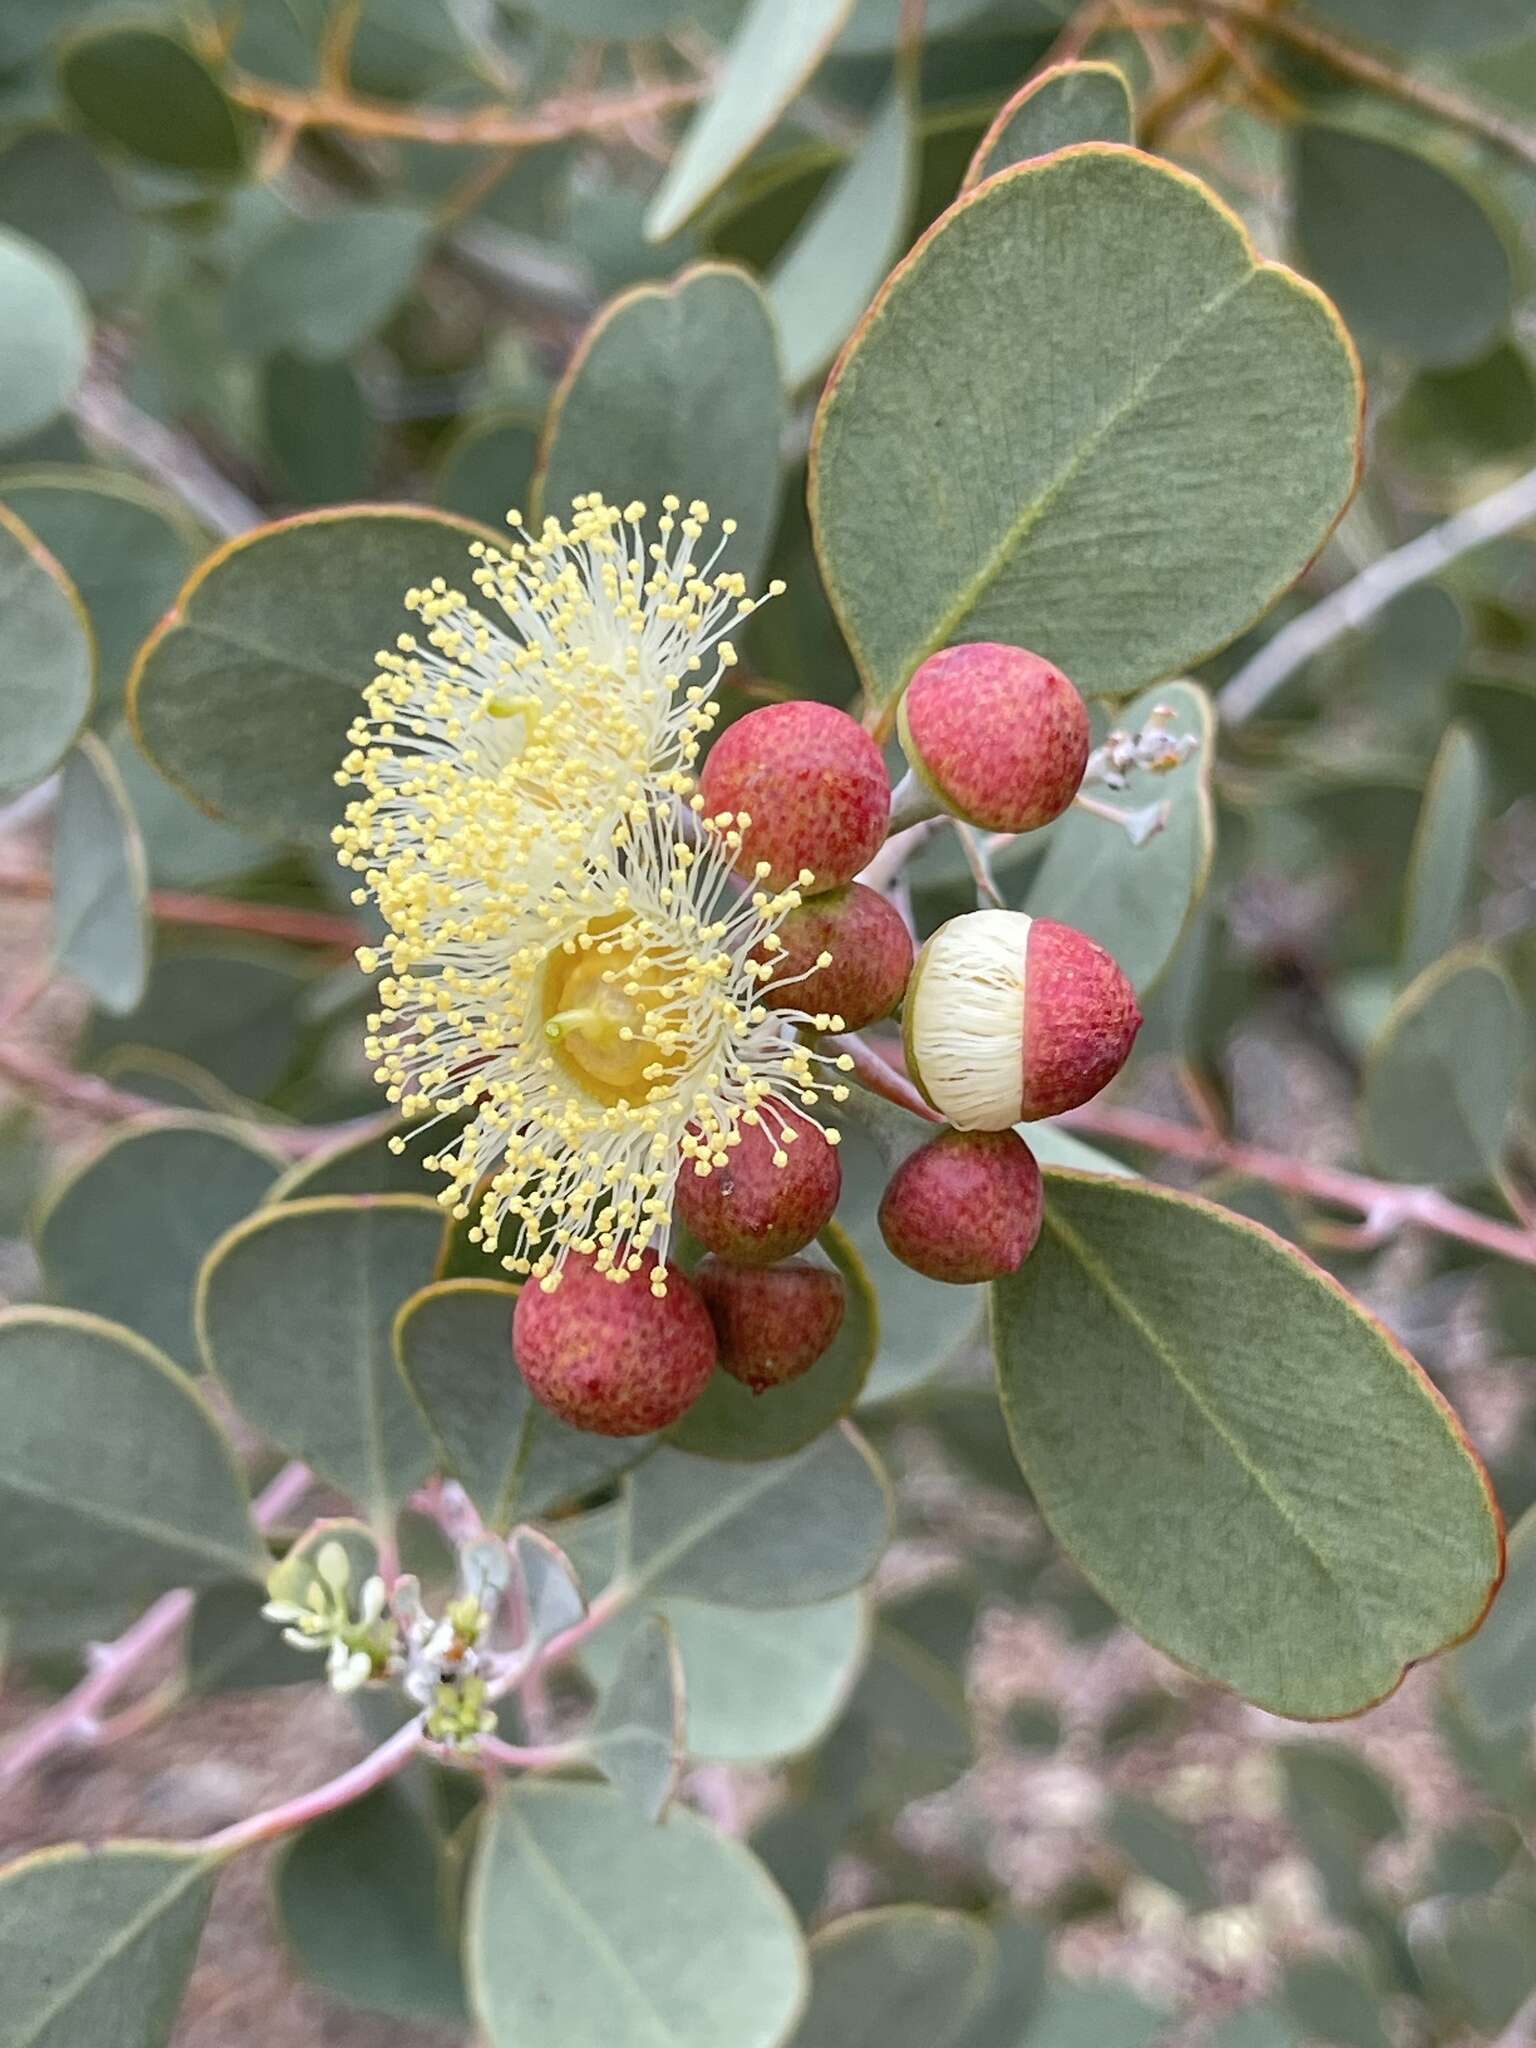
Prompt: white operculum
<box><xmin>907</xmin><ymin>909</ymin><xmax>1030</xmax><ymax>1131</ymax></box>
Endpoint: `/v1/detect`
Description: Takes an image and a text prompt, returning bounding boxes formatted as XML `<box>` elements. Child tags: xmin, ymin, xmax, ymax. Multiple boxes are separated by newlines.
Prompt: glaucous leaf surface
<box><xmin>963</xmin><ymin>61</ymin><xmax>1134</xmax><ymax>185</ymax></box>
<box><xmin>432</xmin><ymin>413</ymin><xmax>540</xmax><ymax>529</ymax></box>
<box><xmin>1106</xmin><ymin>1797</ymin><xmax>1216</xmax><ymax>1908</ymax></box>
<box><xmin>1017</xmin><ymin>679</ymin><xmax>1214</xmax><ymax>993</ymax></box>
<box><xmin>1310</xmin><ymin>0</ymin><xmax>1533</xmax><ymax>49</ymax></box>
<box><xmin>262</xmin><ymin>355</ymin><xmax>378</xmax><ymax>505</ymax></box>
<box><xmin>50</xmin><ymin>733</ymin><xmax>149</xmax><ymax>1015</ymax></box>
<box><xmin>224</xmin><ymin>204</ymin><xmax>433</xmax><ymax>361</ymax></box>
<box><xmin>0</xmin><ymin>230</ymin><xmax>90</xmax><ymax>448</ymax></box>
<box><xmin>0</xmin><ymin>1308</ymin><xmax>264</xmax><ymax>1616</ymax></box>
<box><xmin>0</xmin><ymin>501</ymin><xmax>93</xmax><ymax>799</ymax></box>
<box><xmin>1291</xmin><ymin>124</ymin><xmax>1512</xmax><ymax>369</ymax></box>
<box><xmin>36</xmin><ymin>1117</ymin><xmax>281</xmax><ymax>1370</ymax></box>
<box><xmin>1401</xmin><ymin>723</ymin><xmax>1486</xmax><ymax>983</ymax></box>
<box><xmin>396</xmin><ymin>1277</ymin><xmax>659</xmax><ymax>1529</ymax></box>
<box><xmin>467</xmin><ymin>1782</ymin><xmax>807</xmax><ymax>2048</ymax></box>
<box><xmin>1452</xmin><ymin>1503</ymin><xmax>1536</xmax><ymax>1737</ymax></box>
<box><xmin>1362</xmin><ymin>949</ymin><xmax>1525</xmax><ymax>1185</ymax></box>
<box><xmin>0</xmin><ymin>129</ymin><xmax>139</xmax><ymax>301</ymax></box>
<box><xmin>1025</xmin><ymin>1981</ymin><xmax>1171</xmax><ymax>2048</ymax></box>
<box><xmin>0</xmin><ymin>1841</ymin><xmax>217</xmax><ymax>2048</ymax></box>
<box><xmin>106</xmin><ymin>726</ymin><xmax>270</xmax><ymax>891</ymax></box>
<box><xmin>83</xmin><ymin>942</ymin><xmax>311</xmax><ymax>1101</ymax></box>
<box><xmin>993</xmin><ymin>1173</ymin><xmax>1503</xmax><ymax>1717</ymax></box>
<box><xmin>536</xmin><ymin>264</ymin><xmax>784</xmax><ymax>581</ymax></box>
<box><xmin>128</xmin><ymin>506</ymin><xmax>498</xmax><ymax>844</ymax></box>
<box><xmin>787</xmin><ymin>1907</ymin><xmax>996</xmax><ymax>2048</ymax></box>
<box><xmin>587</xmin><ymin>1612</ymin><xmax>685</xmax><ymax>1818</ymax></box>
<box><xmin>645</xmin><ymin>0</ymin><xmax>858</xmax><ymax>240</ymax></box>
<box><xmin>198</xmin><ymin>1195</ymin><xmax>444</xmax><ymax>1529</ymax></box>
<box><xmin>186</xmin><ymin>1579</ymin><xmax>317</xmax><ymax>1692</ymax></box>
<box><xmin>811</xmin><ymin>147</ymin><xmax>1361</xmax><ymax>707</ymax></box>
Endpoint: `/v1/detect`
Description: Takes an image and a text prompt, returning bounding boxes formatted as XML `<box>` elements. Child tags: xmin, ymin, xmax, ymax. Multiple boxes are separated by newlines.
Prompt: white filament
<box><xmin>907</xmin><ymin>909</ymin><xmax>1031</xmax><ymax>1131</ymax></box>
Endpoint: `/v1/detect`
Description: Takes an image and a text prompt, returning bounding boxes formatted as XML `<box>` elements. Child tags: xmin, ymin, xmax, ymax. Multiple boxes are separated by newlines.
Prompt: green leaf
<box><xmin>61</xmin><ymin>27</ymin><xmax>251</xmax><ymax>177</ymax></box>
<box><xmin>583</xmin><ymin>1587</ymin><xmax>870</xmax><ymax>1763</ymax></box>
<box><xmin>767</xmin><ymin>81</ymin><xmax>915</xmax><ymax>391</ymax></box>
<box><xmin>0</xmin><ymin>231</ymin><xmax>91</xmax><ymax>450</ymax></box>
<box><xmin>1106</xmin><ymin>1797</ymin><xmax>1216</xmax><ymax>1908</ymax></box>
<box><xmin>620</xmin><ymin>1429</ymin><xmax>891</xmax><ymax>1607</ymax></box>
<box><xmin>1026</xmin><ymin>1982</ymin><xmax>1170</xmax><ymax>2048</ymax></box>
<box><xmin>225</xmin><ymin>204</ymin><xmax>433</xmax><ymax>361</ymax></box>
<box><xmin>645</xmin><ymin>0</ymin><xmax>858</xmax><ymax>241</ymax></box>
<box><xmin>836</xmin><ymin>0</ymin><xmax>997</xmax><ymax>52</ymax></box>
<box><xmin>0</xmin><ymin>501</ymin><xmax>93</xmax><ymax>799</ymax></box>
<box><xmin>1390</xmin><ymin>344</ymin><xmax>1536</xmax><ymax>476</ymax></box>
<box><xmin>84</xmin><ymin>941</ymin><xmax>310</xmax><ymax>1101</ymax></box>
<box><xmin>810</xmin><ymin>146</ymin><xmax>1361</xmax><ymax>708</ymax></box>
<box><xmin>964</xmin><ymin>62</ymin><xmax>1134</xmax><ymax>185</ymax></box>
<box><xmin>396</xmin><ymin>1277</ymin><xmax>659</xmax><ymax>1530</ymax></box>
<box><xmin>788</xmin><ymin>1907</ymin><xmax>996</xmax><ymax>2048</ymax></box>
<box><xmin>992</xmin><ymin>1172</ymin><xmax>1503</xmax><ymax>1718</ymax></box>
<box><xmin>1281</xmin><ymin>1957</ymin><xmax>1388</xmax><ymax>2048</ymax></box>
<box><xmin>0</xmin><ymin>1840</ymin><xmax>217</xmax><ymax>2048</ymax></box>
<box><xmin>1309</xmin><ymin>0</ymin><xmax>1532</xmax><ymax>50</ymax></box>
<box><xmin>1278</xmin><ymin>1742</ymin><xmax>1401</xmax><ymax>1845</ymax></box>
<box><xmin>198</xmin><ymin>1196</ymin><xmax>445</xmax><ymax>1530</ymax></box>
<box><xmin>1291</xmin><ymin>124</ymin><xmax>1512</xmax><ymax>370</ymax></box>
<box><xmin>1362</xmin><ymin>948</ymin><xmax>1526</xmax><ymax>1185</ymax></box>
<box><xmin>1401</xmin><ymin>726</ymin><xmax>1487</xmax><ymax>984</ymax></box>
<box><xmin>466</xmin><ymin>1781</ymin><xmax>807</xmax><ymax>2048</ymax></box>
<box><xmin>1414</xmin><ymin>1894</ymin><xmax>1536</xmax><ymax>2035</ymax></box>
<box><xmin>0</xmin><ymin>470</ymin><xmax>201</xmax><ymax>721</ymax></box>
<box><xmin>270</xmin><ymin>1121</ymin><xmax>432</xmax><ymax>1200</ymax></box>
<box><xmin>587</xmin><ymin>1612</ymin><xmax>685</xmax><ymax>1819</ymax></box>
<box><xmin>0</xmin><ymin>1308</ymin><xmax>264</xmax><ymax>1617</ymax></box>
<box><xmin>275</xmin><ymin>1783</ymin><xmax>468</xmax><ymax>2022</ymax></box>
<box><xmin>128</xmin><ymin>505</ymin><xmax>498</xmax><ymax>845</ymax></box>
<box><xmin>0</xmin><ymin>130</ymin><xmax>140</xmax><ymax>302</ymax></box>
<box><xmin>106</xmin><ymin>725</ymin><xmax>269</xmax><ymax>891</ymax></box>
<box><xmin>432</xmin><ymin>412</ymin><xmax>540</xmax><ymax>529</ymax></box>
<box><xmin>1018</xmin><ymin>680</ymin><xmax>1214</xmax><ymax>994</ymax></box>
<box><xmin>951</xmin><ymin>1917</ymin><xmax>1047</xmax><ymax>2048</ymax></box>
<box><xmin>535</xmin><ymin>264</ymin><xmax>784</xmax><ymax>582</ymax></box>
<box><xmin>512</xmin><ymin>1525</ymin><xmax>587</xmax><ymax>1646</ymax></box>
<box><xmin>51</xmin><ymin>733</ymin><xmax>150</xmax><ymax>1015</ymax></box>
<box><xmin>35</xmin><ymin>1118</ymin><xmax>281</xmax><ymax>1371</ymax></box>
<box><xmin>1452</xmin><ymin>1501</ymin><xmax>1536</xmax><ymax>1736</ymax></box>
<box><xmin>186</xmin><ymin>1580</ymin><xmax>316</xmax><ymax>1692</ymax></box>
<box><xmin>667</xmin><ymin>1223</ymin><xmax>877</xmax><ymax>1460</ymax></box>
<box><xmin>262</xmin><ymin>355</ymin><xmax>378</xmax><ymax>505</ymax></box>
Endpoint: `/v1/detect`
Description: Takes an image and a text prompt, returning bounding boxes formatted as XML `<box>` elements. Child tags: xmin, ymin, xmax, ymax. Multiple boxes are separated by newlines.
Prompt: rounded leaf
<box><xmin>0</xmin><ymin>501</ymin><xmax>93</xmax><ymax>802</ymax></box>
<box><xmin>61</xmin><ymin>27</ymin><xmax>251</xmax><ymax>176</ymax></box>
<box><xmin>0</xmin><ymin>230</ymin><xmax>90</xmax><ymax>448</ymax></box>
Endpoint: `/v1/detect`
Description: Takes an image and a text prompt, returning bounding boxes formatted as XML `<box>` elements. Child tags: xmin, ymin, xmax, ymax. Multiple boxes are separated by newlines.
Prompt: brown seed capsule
<box><xmin>879</xmin><ymin>1127</ymin><xmax>1043</xmax><ymax>1284</ymax></box>
<box><xmin>675</xmin><ymin>1107</ymin><xmax>841</xmax><ymax>1265</ymax></box>
<box><xmin>512</xmin><ymin>1252</ymin><xmax>716</xmax><ymax>1437</ymax></box>
<box><xmin>758</xmin><ymin>882</ymin><xmax>914</xmax><ymax>1033</ymax></box>
<box><xmin>898</xmin><ymin>642</ymin><xmax>1090</xmax><ymax>833</ymax></box>
<box><xmin>698</xmin><ymin>700</ymin><xmax>890</xmax><ymax>893</ymax></box>
<box><xmin>695</xmin><ymin>1255</ymin><xmax>846</xmax><ymax>1393</ymax></box>
<box><xmin>904</xmin><ymin>908</ymin><xmax>1140</xmax><ymax>1127</ymax></box>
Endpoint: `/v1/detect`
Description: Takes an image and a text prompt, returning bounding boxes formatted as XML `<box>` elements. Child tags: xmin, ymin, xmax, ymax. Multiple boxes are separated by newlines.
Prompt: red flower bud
<box><xmin>758</xmin><ymin>882</ymin><xmax>914</xmax><ymax>1032</ymax></box>
<box><xmin>676</xmin><ymin>1106</ymin><xmax>841</xmax><ymax>1265</ymax></box>
<box><xmin>899</xmin><ymin>643</ymin><xmax>1089</xmax><ymax>832</ymax></box>
<box><xmin>879</xmin><ymin>1127</ymin><xmax>1042</xmax><ymax>1284</ymax></box>
<box><xmin>512</xmin><ymin>1252</ymin><xmax>716</xmax><ymax>1437</ymax></box>
<box><xmin>695</xmin><ymin>1254</ymin><xmax>846</xmax><ymax>1393</ymax></box>
<box><xmin>698</xmin><ymin>700</ymin><xmax>890</xmax><ymax>893</ymax></box>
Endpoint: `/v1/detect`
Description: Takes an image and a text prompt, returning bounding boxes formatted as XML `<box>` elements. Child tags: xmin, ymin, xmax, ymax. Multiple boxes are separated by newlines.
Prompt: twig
<box><xmin>1219</xmin><ymin>462</ymin><xmax>1536</xmax><ymax>723</ymax></box>
<box><xmin>0</xmin><ymin>864</ymin><xmax>364</xmax><ymax>950</ymax></box>
<box><xmin>226</xmin><ymin>71</ymin><xmax>709</xmax><ymax>150</ymax></box>
<box><xmin>1064</xmin><ymin>1101</ymin><xmax>1536</xmax><ymax>1269</ymax></box>
<box><xmin>472</xmin><ymin>1735</ymin><xmax>574</xmax><ymax>1772</ymax></box>
<box><xmin>70</xmin><ymin>381</ymin><xmax>262</xmax><ymax>540</ymax></box>
<box><xmin>834</xmin><ymin>1034</ymin><xmax>942</xmax><ymax>1124</ymax></box>
<box><xmin>951</xmin><ymin>821</ymin><xmax>1004</xmax><ymax>909</ymax></box>
<box><xmin>199</xmin><ymin>1717</ymin><xmax>424</xmax><ymax>1854</ymax></box>
<box><xmin>0</xmin><ymin>1462</ymin><xmax>311</xmax><ymax>1792</ymax></box>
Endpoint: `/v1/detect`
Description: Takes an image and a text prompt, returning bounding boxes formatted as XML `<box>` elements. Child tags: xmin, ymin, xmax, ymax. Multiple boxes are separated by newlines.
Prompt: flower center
<box><xmin>541</xmin><ymin>921</ymin><xmax>683</xmax><ymax>1102</ymax></box>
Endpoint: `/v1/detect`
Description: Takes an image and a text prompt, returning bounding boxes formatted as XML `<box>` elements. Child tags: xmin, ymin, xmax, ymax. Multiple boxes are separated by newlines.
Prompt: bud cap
<box><xmin>879</xmin><ymin>1127</ymin><xmax>1043</xmax><ymax>1284</ymax></box>
<box><xmin>899</xmin><ymin>642</ymin><xmax>1090</xmax><ymax>833</ymax></box>
<box><xmin>695</xmin><ymin>1254</ymin><xmax>846</xmax><ymax>1393</ymax></box>
<box><xmin>698</xmin><ymin>700</ymin><xmax>890</xmax><ymax>892</ymax></box>
<box><xmin>513</xmin><ymin>1252</ymin><xmax>716</xmax><ymax>1436</ymax></box>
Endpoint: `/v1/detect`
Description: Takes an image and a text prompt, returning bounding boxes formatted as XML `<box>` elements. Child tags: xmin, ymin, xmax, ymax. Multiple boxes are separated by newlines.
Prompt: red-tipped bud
<box><xmin>695</xmin><ymin>1255</ymin><xmax>846</xmax><ymax>1393</ymax></box>
<box><xmin>698</xmin><ymin>700</ymin><xmax>889</xmax><ymax>893</ymax></box>
<box><xmin>879</xmin><ymin>1127</ymin><xmax>1042</xmax><ymax>1284</ymax></box>
<box><xmin>512</xmin><ymin>1252</ymin><xmax>716</xmax><ymax>1437</ymax></box>
<box><xmin>758</xmin><ymin>882</ymin><xmax>914</xmax><ymax>1032</ymax></box>
<box><xmin>904</xmin><ymin>909</ymin><xmax>1140</xmax><ymax>1127</ymax></box>
<box><xmin>898</xmin><ymin>643</ymin><xmax>1090</xmax><ymax>833</ymax></box>
<box><xmin>676</xmin><ymin>1106</ymin><xmax>841</xmax><ymax>1265</ymax></box>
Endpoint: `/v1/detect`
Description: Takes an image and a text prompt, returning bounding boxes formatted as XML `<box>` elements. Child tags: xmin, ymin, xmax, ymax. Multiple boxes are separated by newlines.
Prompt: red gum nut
<box><xmin>878</xmin><ymin>1128</ymin><xmax>1043</xmax><ymax>1284</ymax></box>
<box><xmin>904</xmin><ymin>908</ymin><xmax>1141</xmax><ymax>1129</ymax></box>
<box><xmin>695</xmin><ymin>1255</ymin><xmax>847</xmax><ymax>1393</ymax></box>
<box><xmin>674</xmin><ymin>1107</ymin><xmax>841</xmax><ymax>1265</ymax></box>
<box><xmin>698</xmin><ymin>700</ymin><xmax>890</xmax><ymax>893</ymax></box>
<box><xmin>758</xmin><ymin>883</ymin><xmax>914</xmax><ymax>1032</ymax></box>
<box><xmin>898</xmin><ymin>643</ymin><xmax>1090</xmax><ymax>832</ymax></box>
<box><xmin>512</xmin><ymin>1252</ymin><xmax>716</xmax><ymax>1437</ymax></box>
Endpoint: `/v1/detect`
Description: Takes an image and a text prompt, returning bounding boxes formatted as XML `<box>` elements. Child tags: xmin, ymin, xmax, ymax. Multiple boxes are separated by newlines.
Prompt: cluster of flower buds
<box><xmin>507</xmin><ymin>641</ymin><xmax>1154</xmax><ymax>1432</ymax></box>
<box><xmin>261</xmin><ymin>1537</ymin><xmax>394</xmax><ymax>1694</ymax></box>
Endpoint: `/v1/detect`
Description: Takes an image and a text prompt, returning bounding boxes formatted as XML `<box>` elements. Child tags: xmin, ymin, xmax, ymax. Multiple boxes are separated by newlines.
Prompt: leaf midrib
<box><xmin>15</xmin><ymin>1855</ymin><xmax>211</xmax><ymax>2047</ymax></box>
<box><xmin>0</xmin><ymin>1465</ymin><xmax>259</xmax><ymax>1584</ymax></box>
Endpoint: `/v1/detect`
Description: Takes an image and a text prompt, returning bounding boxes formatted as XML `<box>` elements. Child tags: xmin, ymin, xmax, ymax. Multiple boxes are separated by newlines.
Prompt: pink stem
<box><xmin>833</xmin><ymin>1034</ymin><xmax>942</xmax><ymax>1123</ymax></box>
<box><xmin>0</xmin><ymin>862</ymin><xmax>363</xmax><ymax>950</ymax></box>
<box><xmin>199</xmin><ymin>1718</ymin><xmax>424</xmax><ymax>1854</ymax></box>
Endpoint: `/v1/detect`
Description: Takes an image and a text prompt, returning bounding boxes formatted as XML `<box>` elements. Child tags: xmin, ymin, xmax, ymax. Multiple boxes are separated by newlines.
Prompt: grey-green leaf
<box><xmin>536</xmin><ymin>264</ymin><xmax>784</xmax><ymax>583</ymax></box>
<box><xmin>788</xmin><ymin>1907</ymin><xmax>996</xmax><ymax>2048</ymax></box>
<box><xmin>1452</xmin><ymin>1502</ymin><xmax>1536</xmax><ymax>1737</ymax></box>
<box><xmin>621</xmin><ymin>1429</ymin><xmax>891</xmax><ymax>1608</ymax></box>
<box><xmin>1400</xmin><ymin>725</ymin><xmax>1487</xmax><ymax>984</ymax></box>
<box><xmin>0</xmin><ymin>502</ymin><xmax>94</xmax><ymax>799</ymax></box>
<box><xmin>61</xmin><ymin>27</ymin><xmax>251</xmax><ymax>177</ymax></box>
<box><xmin>810</xmin><ymin>146</ymin><xmax>1361</xmax><ymax>707</ymax></box>
<box><xmin>587</xmin><ymin>1612</ymin><xmax>685</xmax><ymax>1819</ymax></box>
<box><xmin>36</xmin><ymin>1118</ymin><xmax>281</xmax><ymax>1370</ymax></box>
<box><xmin>1362</xmin><ymin>949</ymin><xmax>1526</xmax><ymax>1186</ymax></box>
<box><xmin>198</xmin><ymin>1196</ymin><xmax>444</xmax><ymax>1530</ymax></box>
<box><xmin>225</xmin><ymin>205</ymin><xmax>433</xmax><ymax>361</ymax></box>
<box><xmin>128</xmin><ymin>506</ymin><xmax>497</xmax><ymax>845</ymax></box>
<box><xmin>467</xmin><ymin>1781</ymin><xmax>807</xmax><ymax>2048</ymax></box>
<box><xmin>993</xmin><ymin>1173</ymin><xmax>1503</xmax><ymax>1718</ymax></box>
<box><xmin>0</xmin><ymin>1841</ymin><xmax>217</xmax><ymax>2048</ymax></box>
<box><xmin>964</xmin><ymin>62</ymin><xmax>1134</xmax><ymax>185</ymax></box>
<box><xmin>0</xmin><ymin>1308</ymin><xmax>264</xmax><ymax>1617</ymax></box>
<box><xmin>51</xmin><ymin>734</ymin><xmax>150</xmax><ymax>1014</ymax></box>
<box><xmin>645</xmin><ymin>0</ymin><xmax>858</xmax><ymax>241</ymax></box>
<box><xmin>0</xmin><ymin>231</ymin><xmax>91</xmax><ymax>449</ymax></box>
